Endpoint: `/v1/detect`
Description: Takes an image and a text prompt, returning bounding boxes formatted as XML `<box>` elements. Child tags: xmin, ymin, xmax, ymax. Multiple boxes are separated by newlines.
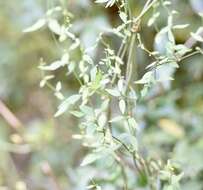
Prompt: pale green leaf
<box><xmin>39</xmin><ymin>61</ymin><xmax>64</xmax><ymax>71</ymax></box>
<box><xmin>119</xmin><ymin>11</ymin><xmax>128</xmax><ymax>23</ymax></box>
<box><xmin>109</xmin><ymin>116</ymin><xmax>124</xmax><ymax>123</ymax></box>
<box><xmin>23</xmin><ymin>18</ymin><xmax>46</xmax><ymax>33</ymax></box>
<box><xmin>127</xmin><ymin>117</ymin><xmax>138</xmax><ymax>129</ymax></box>
<box><xmin>80</xmin><ymin>153</ymin><xmax>100</xmax><ymax>166</ymax></box>
<box><xmin>106</xmin><ymin>89</ymin><xmax>120</xmax><ymax>97</ymax></box>
<box><xmin>56</xmin><ymin>82</ymin><xmax>62</xmax><ymax>91</ymax></box>
<box><xmin>80</xmin><ymin>105</ymin><xmax>94</xmax><ymax>116</ymax></box>
<box><xmin>55</xmin><ymin>94</ymin><xmax>81</xmax><ymax>117</ymax></box>
<box><xmin>98</xmin><ymin>114</ymin><xmax>107</xmax><ymax>128</ymax></box>
<box><xmin>119</xmin><ymin>99</ymin><xmax>126</xmax><ymax>114</ymax></box>
<box><xmin>70</xmin><ymin>111</ymin><xmax>84</xmax><ymax>118</ymax></box>
<box><xmin>48</xmin><ymin>19</ymin><xmax>61</xmax><ymax>35</ymax></box>
<box><xmin>173</xmin><ymin>24</ymin><xmax>189</xmax><ymax>29</ymax></box>
<box><xmin>135</xmin><ymin>71</ymin><xmax>154</xmax><ymax>84</ymax></box>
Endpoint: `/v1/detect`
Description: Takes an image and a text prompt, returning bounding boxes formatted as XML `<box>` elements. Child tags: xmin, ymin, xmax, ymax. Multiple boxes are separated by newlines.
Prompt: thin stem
<box><xmin>112</xmin><ymin>40</ymin><xmax>126</xmax><ymax>84</ymax></box>
<box><xmin>143</xmin><ymin>0</ymin><xmax>154</xmax><ymax>11</ymax></box>
<box><xmin>112</xmin><ymin>135</ymin><xmax>131</xmax><ymax>153</ymax></box>
<box><xmin>127</xmin><ymin>0</ymin><xmax>132</xmax><ymax>20</ymax></box>
<box><xmin>118</xmin><ymin>40</ymin><xmax>126</xmax><ymax>58</ymax></box>
<box><xmin>107</xmin><ymin>99</ymin><xmax>112</xmax><ymax>134</ymax></box>
<box><xmin>112</xmin><ymin>136</ymin><xmax>145</xmax><ymax>176</ymax></box>
<box><xmin>179</xmin><ymin>51</ymin><xmax>200</xmax><ymax>62</ymax></box>
<box><xmin>114</xmin><ymin>154</ymin><xmax>128</xmax><ymax>190</ymax></box>
<box><xmin>134</xmin><ymin>0</ymin><xmax>158</xmax><ymax>24</ymax></box>
<box><xmin>126</xmin><ymin>34</ymin><xmax>136</xmax><ymax>87</ymax></box>
<box><xmin>0</xmin><ymin>100</ymin><xmax>23</xmax><ymax>130</ymax></box>
<box><xmin>121</xmin><ymin>42</ymin><xmax>129</xmax><ymax>59</ymax></box>
<box><xmin>73</xmin><ymin>70</ymin><xmax>83</xmax><ymax>86</ymax></box>
<box><xmin>46</xmin><ymin>81</ymin><xmax>56</xmax><ymax>91</ymax></box>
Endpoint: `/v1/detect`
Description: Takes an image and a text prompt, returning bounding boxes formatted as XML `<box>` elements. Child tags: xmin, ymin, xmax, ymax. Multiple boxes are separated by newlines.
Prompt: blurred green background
<box><xmin>0</xmin><ymin>0</ymin><xmax>203</xmax><ymax>189</ymax></box>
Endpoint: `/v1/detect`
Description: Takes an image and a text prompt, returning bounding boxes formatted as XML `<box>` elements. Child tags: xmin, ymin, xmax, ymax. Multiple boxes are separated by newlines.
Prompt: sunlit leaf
<box><xmin>119</xmin><ymin>99</ymin><xmax>126</xmax><ymax>114</ymax></box>
<box><xmin>23</xmin><ymin>18</ymin><xmax>46</xmax><ymax>33</ymax></box>
<box><xmin>55</xmin><ymin>94</ymin><xmax>81</xmax><ymax>117</ymax></box>
<box><xmin>119</xmin><ymin>11</ymin><xmax>128</xmax><ymax>23</ymax></box>
<box><xmin>106</xmin><ymin>89</ymin><xmax>120</xmax><ymax>97</ymax></box>
<box><xmin>80</xmin><ymin>153</ymin><xmax>100</xmax><ymax>166</ymax></box>
<box><xmin>48</xmin><ymin>19</ymin><xmax>61</xmax><ymax>35</ymax></box>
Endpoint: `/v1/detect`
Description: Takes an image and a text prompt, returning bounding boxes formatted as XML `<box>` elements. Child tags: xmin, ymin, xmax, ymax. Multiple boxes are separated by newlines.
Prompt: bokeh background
<box><xmin>0</xmin><ymin>0</ymin><xmax>203</xmax><ymax>189</ymax></box>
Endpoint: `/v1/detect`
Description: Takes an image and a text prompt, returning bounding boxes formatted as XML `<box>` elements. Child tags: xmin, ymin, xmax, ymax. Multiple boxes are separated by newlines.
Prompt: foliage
<box><xmin>1</xmin><ymin>0</ymin><xmax>203</xmax><ymax>189</ymax></box>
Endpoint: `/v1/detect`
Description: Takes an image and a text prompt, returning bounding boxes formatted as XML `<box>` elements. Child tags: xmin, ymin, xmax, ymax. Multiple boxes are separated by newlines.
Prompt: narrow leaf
<box><xmin>55</xmin><ymin>94</ymin><xmax>81</xmax><ymax>117</ymax></box>
<box><xmin>23</xmin><ymin>18</ymin><xmax>46</xmax><ymax>33</ymax></box>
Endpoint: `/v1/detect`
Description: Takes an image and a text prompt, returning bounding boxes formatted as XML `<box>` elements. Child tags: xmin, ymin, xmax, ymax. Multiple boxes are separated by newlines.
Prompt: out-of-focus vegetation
<box><xmin>0</xmin><ymin>0</ymin><xmax>203</xmax><ymax>189</ymax></box>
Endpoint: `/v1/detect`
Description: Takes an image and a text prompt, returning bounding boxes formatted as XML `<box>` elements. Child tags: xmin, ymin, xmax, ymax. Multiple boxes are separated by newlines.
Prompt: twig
<box><xmin>134</xmin><ymin>0</ymin><xmax>158</xmax><ymax>24</ymax></box>
<box><xmin>145</xmin><ymin>27</ymin><xmax>203</xmax><ymax>101</ymax></box>
<box><xmin>114</xmin><ymin>153</ymin><xmax>128</xmax><ymax>190</ymax></box>
<box><xmin>126</xmin><ymin>33</ymin><xmax>136</xmax><ymax>86</ymax></box>
<box><xmin>179</xmin><ymin>51</ymin><xmax>200</xmax><ymax>62</ymax></box>
<box><xmin>0</xmin><ymin>100</ymin><xmax>23</xmax><ymax>130</ymax></box>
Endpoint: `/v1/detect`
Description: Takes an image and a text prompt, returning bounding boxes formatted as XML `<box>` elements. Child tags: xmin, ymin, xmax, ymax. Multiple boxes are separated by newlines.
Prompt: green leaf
<box><xmin>135</xmin><ymin>71</ymin><xmax>154</xmax><ymax>84</ymax></box>
<box><xmin>119</xmin><ymin>11</ymin><xmax>128</xmax><ymax>23</ymax></box>
<box><xmin>69</xmin><ymin>39</ymin><xmax>80</xmax><ymax>50</ymax></box>
<box><xmin>80</xmin><ymin>105</ymin><xmax>94</xmax><ymax>116</ymax></box>
<box><xmin>39</xmin><ymin>75</ymin><xmax>55</xmax><ymax>88</ymax></box>
<box><xmin>110</xmin><ymin>116</ymin><xmax>124</xmax><ymax>123</ymax></box>
<box><xmin>80</xmin><ymin>153</ymin><xmax>100</xmax><ymax>166</ymax></box>
<box><xmin>39</xmin><ymin>61</ymin><xmax>64</xmax><ymax>71</ymax></box>
<box><xmin>101</xmin><ymin>99</ymin><xmax>110</xmax><ymax>111</ymax></box>
<box><xmin>56</xmin><ymin>82</ymin><xmax>62</xmax><ymax>91</ymax></box>
<box><xmin>83</xmin><ymin>54</ymin><xmax>93</xmax><ymax>65</ymax></box>
<box><xmin>106</xmin><ymin>89</ymin><xmax>120</xmax><ymax>97</ymax></box>
<box><xmin>117</xmin><ymin>79</ymin><xmax>124</xmax><ymax>92</ymax></box>
<box><xmin>48</xmin><ymin>19</ymin><xmax>61</xmax><ymax>35</ymax></box>
<box><xmin>55</xmin><ymin>94</ymin><xmax>81</xmax><ymax>117</ymax></box>
<box><xmin>23</xmin><ymin>18</ymin><xmax>46</xmax><ymax>33</ymax></box>
<box><xmin>67</xmin><ymin>62</ymin><xmax>76</xmax><ymax>74</ymax></box>
<box><xmin>147</xmin><ymin>12</ymin><xmax>160</xmax><ymax>27</ymax></box>
<box><xmin>95</xmin><ymin>0</ymin><xmax>109</xmax><ymax>3</ymax></box>
<box><xmin>95</xmin><ymin>0</ymin><xmax>116</xmax><ymax>7</ymax></box>
<box><xmin>173</xmin><ymin>24</ymin><xmax>189</xmax><ymax>29</ymax></box>
<box><xmin>119</xmin><ymin>99</ymin><xmax>126</xmax><ymax>114</ymax></box>
<box><xmin>46</xmin><ymin>6</ymin><xmax>62</xmax><ymax>16</ymax></box>
<box><xmin>141</xmin><ymin>85</ymin><xmax>150</xmax><ymax>97</ymax></box>
<box><xmin>54</xmin><ymin>92</ymin><xmax>64</xmax><ymax>100</ymax></box>
<box><xmin>98</xmin><ymin>114</ymin><xmax>107</xmax><ymax>128</ymax></box>
<box><xmin>127</xmin><ymin>117</ymin><xmax>138</xmax><ymax>129</ymax></box>
<box><xmin>70</xmin><ymin>111</ymin><xmax>84</xmax><ymax>118</ymax></box>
